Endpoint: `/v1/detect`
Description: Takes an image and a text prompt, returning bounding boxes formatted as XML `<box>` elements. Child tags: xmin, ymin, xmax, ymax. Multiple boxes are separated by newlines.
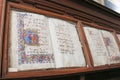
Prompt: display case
<box><xmin>2</xmin><ymin>2</ymin><xmax>89</xmax><ymax>79</ymax></box>
<box><xmin>79</xmin><ymin>22</ymin><xmax>120</xmax><ymax>67</ymax></box>
<box><xmin>0</xmin><ymin>0</ymin><xmax>120</xmax><ymax>80</ymax></box>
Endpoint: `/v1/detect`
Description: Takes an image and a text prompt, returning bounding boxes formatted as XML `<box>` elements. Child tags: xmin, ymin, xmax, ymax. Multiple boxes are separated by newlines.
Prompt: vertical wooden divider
<box><xmin>76</xmin><ymin>21</ymin><xmax>93</xmax><ymax>68</ymax></box>
<box><xmin>0</xmin><ymin>0</ymin><xmax>6</xmax><ymax>78</ymax></box>
<box><xmin>2</xmin><ymin>1</ymin><xmax>11</xmax><ymax>77</ymax></box>
<box><xmin>112</xmin><ymin>30</ymin><xmax>120</xmax><ymax>51</ymax></box>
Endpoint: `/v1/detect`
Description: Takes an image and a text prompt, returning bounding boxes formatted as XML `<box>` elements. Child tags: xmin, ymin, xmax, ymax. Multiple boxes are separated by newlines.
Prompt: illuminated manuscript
<box><xmin>8</xmin><ymin>9</ymin><xmax>86</xmax><ymax>72</ymax></box>
<box><xmin>101</xmin><ymin>30</ymin><xmax>120</xmax><ymax>64</ymax></box>
<box><xmin>83</xmin><ymin>26</ymin><xmax>108</xmax><ymax>66</ymax></box>
<box><xmin>9</xmin><ymin>10</ymin><xmax>55</xmax><ymax>71</ymax></box>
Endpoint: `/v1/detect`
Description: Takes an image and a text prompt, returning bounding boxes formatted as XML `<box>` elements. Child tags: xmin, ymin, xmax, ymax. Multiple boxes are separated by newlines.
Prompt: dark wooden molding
<box><xmin>6</xmin><ymin>0</ymin><xmax>120</xmax><ymax>32</ymax></box>
<box><xmin>0</xmin><ymin>0</ymin><xmax>6</xmax><ymax>78</ymax></box>
<box><xmin>50</xmin><ymin>0</ymin><xmax>120</xmax><ymax>31</ymax></box>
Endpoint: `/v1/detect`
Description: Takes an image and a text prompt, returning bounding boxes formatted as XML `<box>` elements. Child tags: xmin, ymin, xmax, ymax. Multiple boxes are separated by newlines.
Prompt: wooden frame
<box><xmin>114</xmin><ymin>31</ymin><xmax>120</xmax><ymax>50</ymax></box>
<box><xmin>2</xmin><ymin>1</ymin><xmax>120</xmax><ymax>79</ymax></box>
<box><xmin>77</xmin><ymin>22</ymin><xmax>93</xmax><ymax>67</ymax></box>
<box><xmin>2</xmin><ymin>2</ymin><xmax>89</xmax><ymax>79</ymax></box>
<box><xmin>0</xmin><ymin>0</ymin><xmax>6</xmax><ymax>78</ymax></box>
<box><xmin>79</xmin><ymin>21</ymin><xmax>120</xmax><ymax>67</ymax></box>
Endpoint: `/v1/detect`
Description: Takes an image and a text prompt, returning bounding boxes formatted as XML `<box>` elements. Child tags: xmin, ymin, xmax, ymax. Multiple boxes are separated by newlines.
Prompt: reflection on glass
<box><xmin>104</xmin><ymin>0</ymin><xmax>120</xmax><ymax>14</ymax></box>
<box><xmin>93</xmin><ymin>0</ymin><xmax>120</xmax><ymax>14</ymax></box>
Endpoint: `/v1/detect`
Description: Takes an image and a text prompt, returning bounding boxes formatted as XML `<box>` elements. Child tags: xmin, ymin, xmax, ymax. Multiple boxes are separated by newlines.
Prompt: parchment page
<box><xmin>101</xmin><ymin>30</ymin><xmax>120</xmax><ymax>64</ymax></box>
<box><xmin>83</xmin><ymin>26</ymin><xmax>108</xmax><ymax>66</ymax></box>
<box><xmin>8</xmin><ymin>10</ymin><xmax>55</xmax><ymax>72</ymax></box>
<box><xmin>49</xmin><ymin>18</ymin><xmax>86</xmax><ymax>68</ymax></box>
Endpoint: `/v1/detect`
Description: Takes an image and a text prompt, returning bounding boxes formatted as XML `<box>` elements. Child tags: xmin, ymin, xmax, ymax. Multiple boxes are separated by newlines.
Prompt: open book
<box><xmin>83</xmin><ymin>26</ymin><xmax>108</xmax><ymax>66</ymax></box>
<box><xmin>8</xmin><ymin>9</ymin><xmax>86</xmax><ymax>72</ymax></box>
<box><xmin>83</xmin><ymin>25</ymin><xmax>120</xmax><ymax>66</ymax></box>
